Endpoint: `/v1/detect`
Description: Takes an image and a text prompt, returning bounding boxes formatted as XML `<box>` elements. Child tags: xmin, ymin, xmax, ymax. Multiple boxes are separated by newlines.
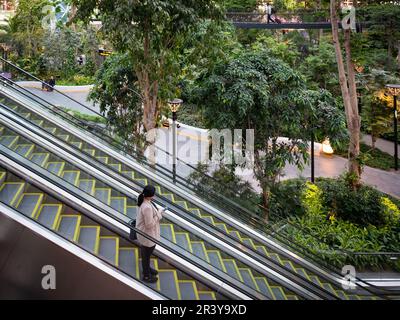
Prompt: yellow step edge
<box><xmin>174</xmin><ymin>200</ymin><xmax>189</xmax><ymax>210</ymax></box>
<box><xmin>214</xmin><ymin>223</ymin><xmax>229</xmax><ymax>233</ymax></box>
<box><xmin>286</xmin><ymin>295</ymin><xmax>299</xmax><ymax>300</ymax></box>
<box><xmin>120</xmin><ymin>247</ymin><xmax>140</xmax><ymax>279</ymax></box>
<box><xmin>122</xmin><ymin>171</ymin><xmax>135</xmax><ymax>179</ymax></box>
<box><xmin>15</xmin><ymin>193</ymin><xmax>44</xmax><ymax>218</ymax></box>
<box><xmin>255</xmin><ymin>245</ymin><xmax>270</xmax><ymax>257</ymax></box>
<box><xmin>175</xmin><ymin>232</ymin><xmax>193</xmax><ymax>253</ymax></box>
<box><xmin>199</xmin><ymin>215</ymin><xmax>216</xmax><ymax>224</ymax></box>
<box><xmin>178</xmin><ymin>280</ymin><xmax>200</xmax><ymax>300</ymax></box>
<box><xmin>14</xmin><ymin>144</ymin><xmax>35</xmax><ymax>158</ymax></box>
<box><xmin>110</xmin><ymin>197</ymin><xmax>127</xmax><ymax>215</ymax></box>
<box><xmin>335</xmin><ymin>290</ymin><xmax>350</xmax><ymax>300</ymax></box>
<box><xmin>94</xmin><ymin>188</ymin><xmax>112</xmax><ymax>205</ymax></box>
<box><xmin>96</xmin><ymin>156</ymin><xmax>109</xmax><ymax>164</ymax></box>
<box><xmin>197</xmin><ymin>291</ymin><xmax>216</xmax><ymax>300</ymax></box>
<box><xmin>134</xmin><ymin>178</ymin><xmax>148</xmax><ymax>185</ymax></box>
<box><xmin>46</xmin><ymin>161</ymin><xmax>66</xmax><ymax>176</ymax></box>
<box><xmin>100</xmin><ymin>236</ymin><xmax>120</xmax><ymax>267</ymax></box>
<box><xmin>80</xmin><ymin>225</ymin><xmax>101</xmax><ymax>254</ymax></box>
<box><xmin>83</xmin><ymin>149</ymin><xmax>96</xmax><ymax>157</ymax></box>
<box><xmin>270</xmin><ymin>253</ymin><xmax>284</xmax><ymax>265</ymax></box>
<box><xmin>0</xmin><ymin>171</ymin><xmax>6</xmax><ymax>182</ymax></box>
<box><xmin>205</xmin><ymin>250</ymin><xmax>227</xmax><ymax>272</ymax></box>
<box><xmin>110</xmin><ymin>163</ymin><xmax>122</xmax><ymax>172</ymax></box>
<box><xmin>229</xmin><ymin>230</ymin><xmax>243</xmax><ymax>241</ymax></box>
<box><xmin>1</xmin><ymin>135</ymin><xmax>19</xmax><ymax>149</ymax></box>
<box><xmin>237</xmin><ymin>268</ymin><xmax>261</xmax><ymax>292</ymax></box>
<box><xmin>29</xmin><ymin>153</ymin><xmax>50</xmax><ymax>166</ymax></box>
<box><xmin>0</xmin><ymin>182</ymin><xmax>25</xmax><ymax>206</ymax></box>
<box><xmin>254</xmin><ymin>277</ymin><xmax>276</xmax><ymax>300</ymax></box>
<box><xmin>270</xmin><ymin>286</ymin><xmax>288</xmax><ymax>300</ymax></box>
<box><xmin>79</xmin><ymin>179</ymin><xmax>96</xmax><ymax>195</ymax></box>
<box><xmin>73</xmin><ymin>142</ymin><xmax>83</xmax><ymax>149</ymax></box>
<box><xmin>295</xmin><ymin>267</ymin><xmax>312</xmax><ymax>281</ymax></box>
<box><xmin>191</xmin><ymin>241</ymin><xmax>211</xmax><ymax>263</ymax></box>
<box><xmin>36</xmin><ymin>203</ymin><xmax>63</xmax><ymax>229</ymax></box>
<box><xmin>57</xmin><ymin>134</ymin><xmax>70</xmax><ymax>141</ymax></box>
<box><xmin>56</xmin><ymin>214</ymin><xmax>82</xmax><ymax>242</ymax></box>
<box><xmin>221</xmin><ymin>259</ymin><xmax>244</xmax><ymax>282</ymax></box>
<box><xmin>62</xmin><ymin>170</ymin><xmax>81</xmax><ymax>186</ymax></box>
<box><xmin>188</xmin><ymin>208</ymin><xmax>201</xmax><ymax>215</ymax></box>
<box><xmin>160</xmin><ymin>223</ymin><xmax>177</xmax><ymax>243</ymax></box>
<box><xmin>157</xmin><ymin>269</ymin><xmax>182</xmax><ymax>300</ymax></box>
<box><xmin>281</xmin><ymin>259</ymin><xmax>297</xmax><ymax>272</ymax></box>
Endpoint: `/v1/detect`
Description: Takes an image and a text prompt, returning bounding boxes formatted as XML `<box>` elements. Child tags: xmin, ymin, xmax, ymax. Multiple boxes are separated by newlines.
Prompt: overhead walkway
<box><xmin>0</xmin><ymin>60</ymin><xmax>396</xmax><ymax>300</ymax></box>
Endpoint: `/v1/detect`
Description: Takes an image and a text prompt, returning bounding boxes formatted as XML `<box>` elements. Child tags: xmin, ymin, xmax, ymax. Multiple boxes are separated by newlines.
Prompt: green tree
<box><xmin>194</xmin><ymin>49</ymin><xmax>345</xmax><ymax>221</ymax></box>
<box><xmin>73</xmin><ymin>0</ymin><xmax>224</xmax><ymax>137</ymax></box>
<box><xmin>89</xmin><ymin>53</ymin><xmax>146</xmax><ymax>153</ymax></box>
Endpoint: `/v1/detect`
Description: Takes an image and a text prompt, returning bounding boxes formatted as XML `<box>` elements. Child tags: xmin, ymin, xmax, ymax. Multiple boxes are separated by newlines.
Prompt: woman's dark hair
<box><xmin>137</xmin><ymin>185</ymin><xmax>156</xmax><ymax>206</ymax></box>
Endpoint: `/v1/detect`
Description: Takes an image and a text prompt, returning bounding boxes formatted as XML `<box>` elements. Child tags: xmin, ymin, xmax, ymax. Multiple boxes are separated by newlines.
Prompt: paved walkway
<box><xmin>361</xmin><ymin>134</ymin><xmax>399</xmax><ymax>159</ymax></box>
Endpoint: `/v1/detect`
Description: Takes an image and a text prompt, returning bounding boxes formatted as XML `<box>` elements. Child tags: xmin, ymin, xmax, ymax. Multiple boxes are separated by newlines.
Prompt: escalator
<box><xmin>0</xmin><ymin>107</ymin><xmax>312</xmax><ymax>300</ymax></box>
<box><xmin>0</xmin><ymin>61</ymin><xmax>394</xmax><ymax>299</ymax></box>
<box><xmin>0</xmin><ymin>85</ymin><xmax>385</xmax><ymax>300</ymax></box>
<box><xmin>0</xmin><ymin>165</ymin><xmax>226</xmax><ymax>300</ymax></box>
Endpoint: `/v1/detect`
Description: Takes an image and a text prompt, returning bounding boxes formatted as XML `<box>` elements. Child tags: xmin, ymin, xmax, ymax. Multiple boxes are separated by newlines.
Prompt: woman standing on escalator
<box><xmin>136</xmin><ymin>185</ymin><xmax>166</xmax><ymax>283</ymax></box>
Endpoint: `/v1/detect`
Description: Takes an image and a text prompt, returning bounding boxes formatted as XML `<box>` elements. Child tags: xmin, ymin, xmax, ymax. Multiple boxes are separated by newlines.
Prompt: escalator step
<box><xmin>57</xmin><ymin>215</ymin><xmax>81</xmax><ymax>241</ymax></box>
<box><xmin>62</xmin><ymin>171</ymin><xmax>80</xmax><ymax>186</ymax></box>
<box><xmin>78</xmin><ymin>226</ymin><xmax>100</xmax><ymax>253</ymax></box>
<box><xmin>14</xmin><ymin>144</ymin><xmax>34</xmax><ymax>157</ymax></box>
<box><xmin>78</xmin><ymin>180</ymin><xmax>96</xmax><ymax>195</ymax></box>
<box><xmin>0</xmin><ymin>182</ymin><xmax>25</xmax><ymax>206</ymax></box>
<box><xmin>30</xmin><ymin>153</ymin><xmax>50</xmax><ymax>166</ymax></box>
<box><xmin>229</xmin><ymin>231</ymin><xmax>242</xmax><ymax>240</ymax></box>
<box><xmin>201</xmin><ymin>216</ymin><xmax>215</xmax><ymax>225</ymax></box>
<box><xmin>238</xmin><ymin>268</ymin><xmax>259</xmax><ymax>291</ymax></box>
<box><xmin>271</xmin><ymin>286</ymin><xmax>287</xmax><ymax>300</ymax></box>
<box><xmin>31</xmin><ymin>119</ymin><xmax>44</xmax><ymax>127</ymax></box>
<box><xmin>99</xmin><ymin>237</ymin><xmax>119</xmax><ymax>266</ymax></box>
<box><xmin>214</xmin><ymin>223</ymin><xmax>229</xmax><ymax>233</ymax></box>
<box><xmin>198</xmin><ymin>291</ymin><xmax>216</xmax><ymax>300</ymax></box>
<box><xmin>126</xmin><ymin>206</ymin><xmax>137</xmax><ymax>219</ymax></box>
<box><xmin>191</xmin><ymin>242</ymin><xmax>209</xmax><ymax>263</ymax></box>
<box><xmin>94</xmin><ymin>188</ymin><xmax>111</xmax><ymax>205</ymax></box>
<box><xmin>71</xmin><ymin>141</ymin><xmax>83</xmax><ymax>149</ymax></box>
<box><xmin>207</xmin><ymin>250</ymin><xmax>225</xmax><ymax>272</ymax></box>
<box><xmin>0</xmin><ymin>172</ymin><xmax>5</xmax><ymax>185</ymax></box>
<box><xmin>295</xmin><ymin>268</ymin><xmax>311</xmax><ymax>281</ymax></box>
<box><xmin>254</xmin><ymin>278</ymin><xmax>275</xmax><ymax>299</ymax></box>
<box><xmin>37</xmin><ymin>204</ymin><xmax>62</xmax><ymax>229</ymax></box>
<box><xmin>57</xmin><ymin>134</ymin><xmax>70</xmax><ymax>142</ymax></box>
<box><xmin>119</xmin><ymin>248</ymin><xmax>139</xmax><ymax>278</ymax></box>
<box><xmin>110</xmin><ymin>197</ymin><xmax>127</xmax><ymax>215</ymax></box>
<box><xmin>0</xmin><ymin>135</ymin><xmax>19</xmax><ymax>148</ymax></box>
<box><xmin>15</xmin><ymin>193</ymin><xmax>43</xmax><ymax>218</ymax></box>
<box><xmin>241</xmin><ymin>238</ymin><xmax>256</xmax><ymax>248</ymax></box>
<box><xmin>96</xmin><ymin>156</ymin><xmax>109</xmax><ymax>164</ymax></box>
<box><xmin>179</xmin><ymin>281</ymin><xmax>198</xmax><ymax>300</ymax></box>
<box><xmin>222</xmin><ymin>260</ymin><xmax>242</xmax><ymax>281</ymax></box>
<box><xmin>84</xmin><ymin>149</ymin><xmax>96</xmax><ymax>157</ymax></box>
<box><xmin>160</xmin><ymin>224</ymin><xmax>176</xmax><ymax>243</ymax></box>
<box><xmin>44</xmin><ymin>127</ymin><xmax>57</xmax><ymax>134</ymax></box>
<box><xmin>46</xmin><ymin>162</ymin><xmax>65</xmax><ymax>176</ymax></box>
<box><xmin>175</xmin><ymin>232</ymin><xmax>192</xmax><ymax>253</ymax></box>
<box><xmin>158</xmin><ymin>270</ymin><xmax>180</xmax><ymax>300</ymax></box>
<box><xmin>110</xmin><ymin>163</ymin><xmax>122</xmax><ymax>172</ymax></box>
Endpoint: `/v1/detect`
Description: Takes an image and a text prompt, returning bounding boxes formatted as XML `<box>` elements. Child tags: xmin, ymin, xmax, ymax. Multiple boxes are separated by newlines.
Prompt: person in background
<box><xmin>135</xmin><ymin>185</ymin><xmax>166</xmax><ymax>283</ymax></box>
<box><xmin>264</xmin><ymin>2</ymin><xmax>275</xmax><ymax>24</ymax></box>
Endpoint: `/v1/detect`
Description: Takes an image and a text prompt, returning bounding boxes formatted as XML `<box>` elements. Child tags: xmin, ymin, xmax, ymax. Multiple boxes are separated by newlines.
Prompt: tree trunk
<box><xmin>371</xmin><ymin>134</ymin><xmax>377</xmax><ymax>150</ymax></box>
<box><xmin>330</xmin><ymin>0</ymin><xmax>361</xmax><ymax>188</ymax></box>
<box><xmin>397</xmin><ymin>41</ymin><xmax>400</xmax><ymax>70</ymax></box>
<box><xmin>262</xmin><ymin>187</ymin><xmax>270</xmax><ymax>223</ymax></box>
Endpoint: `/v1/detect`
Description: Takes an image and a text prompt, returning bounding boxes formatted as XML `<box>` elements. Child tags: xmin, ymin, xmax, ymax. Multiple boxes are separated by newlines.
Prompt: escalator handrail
<box><xmin>1</xmin><ymin>62</ymin><xmax>397</xmax><ymax>295</ymax></box>
<box><xmin>1</xmin><ymin>78</ymin><xmax>396</xmax><ymax>297</ymax></box>
<box><xmin>0</xmin><ymin>103</ymin><xmax>396</xmax><ymax>298</ymax></box>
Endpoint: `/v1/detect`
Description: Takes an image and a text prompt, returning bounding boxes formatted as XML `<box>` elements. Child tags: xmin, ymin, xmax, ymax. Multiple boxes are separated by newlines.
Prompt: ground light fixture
<box><xmin>385</xmin><ymin>84</ymin><xmax>399</xmax><ymax>171</ymax></box>
<box><xmin>322</xmin><ymin>138</ymin><xmax>334</xmax><ymax>155</ymax></box>
<box><xmin>168</xmin><ymin>98</ymin><xmax>183</xmax><ymax>182</ymax></box>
